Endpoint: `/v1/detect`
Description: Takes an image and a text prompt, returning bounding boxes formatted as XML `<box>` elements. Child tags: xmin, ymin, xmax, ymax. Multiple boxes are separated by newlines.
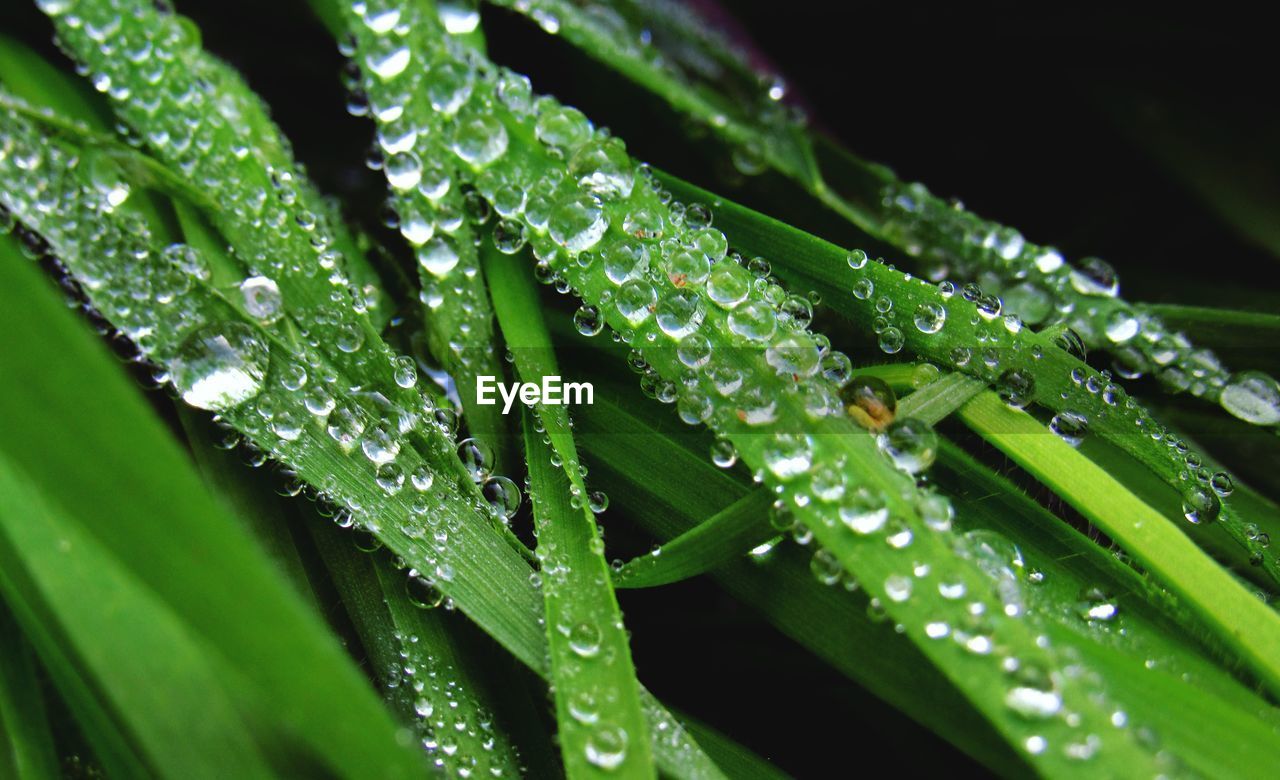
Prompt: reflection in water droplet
<box><xmin>171</xmin><ymin>322</ymin><xmax>269</xmax><ymax>411</ymax></box>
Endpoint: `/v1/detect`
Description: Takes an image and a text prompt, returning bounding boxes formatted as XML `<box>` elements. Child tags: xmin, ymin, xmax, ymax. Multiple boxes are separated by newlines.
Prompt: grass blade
<box><xmin>0</xmin><ymin>232</ymin><xmax>422</xmax><ymax>777</ymax></box>
<box><xmin>612</xmin><ymin>491</ymin><xmax>774</xmax><ymax>589</ymax></box>
<box><xmin>309</xmin><ymin>520</ymin><xmax>525</xmax><ymax>777</ymax></box>
<box><xmin>658</xmin><ymin>171</ymin><xmax>1280</xmax><ymax>589</ymax></box>
<box><xmin>0</xmin><ymin>605</ymin><xmax>59</xmax><ymax>780</ymax></box>
<box><xmin>525</xmin><ymin>409</ymin><xmax>657</xmax><ymax>778</ymax></box>
<box><xmin>0</xmin><ymin>453</ymin><xmax>275</xmax><ymax>778</ymax></box>
<box><xmin>957</xmin><ymin>390</ymin><xmax>1280</xmax><ymax>695</ymax></box>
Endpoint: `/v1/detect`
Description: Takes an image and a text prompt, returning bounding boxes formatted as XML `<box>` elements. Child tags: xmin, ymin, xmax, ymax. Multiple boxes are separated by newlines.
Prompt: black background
<box><xmin>3</xmin><ymin>2</ymin><xmax>1277</xmax><ymax>777</ymax></box>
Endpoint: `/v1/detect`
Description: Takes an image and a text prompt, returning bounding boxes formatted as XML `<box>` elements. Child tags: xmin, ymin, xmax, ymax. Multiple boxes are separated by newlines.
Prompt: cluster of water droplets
<box><xmin>11</xmin><ymin>1</ymin><xmax>1200</xmax><ymax>769</ymax></box>
<box><xmin>878</xmin><ymin>179</ymin><xmax>1280</xmax><ymax>427</ymax></box>
<box><xmin>488</xmin><ymin>0</ymin><xmax>805</xmax><ymax>180</ymax></box>
<box><xmin>340</xmin><ymin>2</ymin><xmax>505</xmax><ymax>383</ymax></box>
<box><xmin>839</xmin><ymin>246</ymin><xmax>1277</xmax><ymax>578</ymax></box>
<box><xmin>380</xmin><ymin>626</ymin><xmax>519</xmax><ymax>775</ymax></box>
<box><xmin>317</xmin><ymin>6</ymin><xmax>1183</xmax><ymax>761</ymax></box>
<box><xmin>4</xmin><ymin>24</ymin><xmax>554</xmax><ymax>777</ymax></box>
<box><xmin>40</xmin><ymin>0</ymin><xmax>415</xmax><ymax>391</ymax></box>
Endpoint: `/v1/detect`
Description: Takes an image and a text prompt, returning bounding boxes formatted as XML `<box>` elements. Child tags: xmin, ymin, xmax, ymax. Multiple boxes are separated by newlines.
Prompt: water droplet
<box><xmin>727</xmin><ymin>301</ymin><xmax>777</xmax><ymax>342</ymax></box>
<box><xmin>569</xmin><ymin>139</ymin><xmax>634</xmax><ymax>200</ymax></box>
<box><xmin>451</xmin><ymin>114</ymin><xmax>508</xmax><ymax>167</ymax></box>
<box><xmin>1049</xmin><ymin>411</ymin><xmax>1089</xmax><ymax>447</ymax></box>
<box><xmin>549</xmin><ymin>194</ymin><xmax>607</xmax><ymax>253</ymax></box>
<box><xmin>407</xmin><ymin>572</ymin><xmax>444</xmax><ymax>609</ymax></box>
<box><xmin>567</xmin><ymin>621</ymin><xmax>602</xmax><ymax>658</ymax></box>
<box><xmin>1181</xmin><ymin>483</ymin><xmax>1221</xmax><ymax>524</ymax></box>
<box><xmin>1070</xmin><ymin>257</ymin><xmax>1119</xmax><ymax>297</ymax></box>
<box><xmin>615</xmin><ymin>279</ymin><xmax>656</xmax><ymax>326</ymax></box>
<box><xmin>878</xmin><ymin>418</ymin><xmax>938</xmax><ymax>474</ymax></box>
<box><xmin>366</xmin><ymin>46</ymin><xmax>411</xmax><ymax>81</ymax></box>
<box><xmin>602</xmin><ymin>240</ymin><xmax>648</xmax><ymax>285</ymax></box>
<box><xmin>763</xmin><ymin>434</ymin><xmax>813</xmax><ymax>480</ymax></box>
<box><xmin>1077</xmin><ymin>587</ymin><xmax>1118</xmax><ymax>622</ymax></box>
<box><xmin>437</xmin><ymin>0</ymin><xmax>480</xmax><ymax>34</ymax></box>
<box><xmin>810</xmin><ymin>548</ymin><xmax>842</xmax><ymax>585</ymax></box>
<box><xmin>706</xmin><ymin>260</ymin><xmax>751</xmax><ymax>308</ymax></box>
<box><xmin>574</xmin><ymin>304</ymin><xmax>605</xmax><ymax>336</ymax></box>
<box><xmin>385</xmin><ymin>151</ymin><xmax>423</xmax><ymax>191</ymax></box>
<box><xmin>1220</xmin><ymin>371</ymin><xmax>1280</xmax><ymax>425</ymax></box>
<box><xmin>171</xmin><ymin>323</ymin><xmax>269</xmax><ymax>411</ymax></box>
<box><xmin>492</xmin><ymin>218</ymin><xmax>527</xmax><ymax>254</ymax></box>
<box><xmin>584</xmin><ymin>723</ymin><xmax>628</xmax><ymax>770</ymax></box>
<box><xmin>996</xmin><ymin>369</ymin><xmax>1036</xmax><ymax>410</ymax></box>
<box><xmin>710</xmin><ymin>438</ymin><xmax>737</xmax><ymax>468</ymax></box>
<box><xmin>914</xmin><ymin>302</ymin><xmax>947</xmax><ymax>334</ymax></box>
<box><xmin>481</xmin><ymin>475</ymin><xmax>521</xmax><ymax>518</ymax></box>
<box><xmin>410</xmin><ymin>465</ymin><xmax>435</xmax><ymax>492</ymax></box>
<box><xmin>884</xmin><ymin>574</ymin><xmax>912</xmax><ymax>602</ymax></box>
<box><xmin>418</xmin><ymin>236</ymin><xmax>461</xmax><ymax>277</ymax></box>
<box><xmin>878</xmin><ymin>327</ymin><xmax>905</xmax><ymax>354</ymax></box>
<box><xmin>457</xmin><ymin>437</ymin><xmax>494</xmax><ymax>481</ymax></box>
<box><xmin>655</xmin><ymin>290</ymin><xmax>705</xmax><ymax>339</ymax></box>
<box><xmin>1104</xmin><ymin>309</ymin><xmax>1139</xmax><ymax>343</ymax></box>
<box><xmin>840</xmin><ymin>488</ymin><xmax>889</xmax><ymax>535</ymax></box>
<box><xmin>840</xmin><ymin>376</ymin><xmax>896</xmax><ymax>431</ymax></box>
<box><xmin>375</xmin><ymin>461</ymin><xmax>405</xmax><ymax>494</ymax></box>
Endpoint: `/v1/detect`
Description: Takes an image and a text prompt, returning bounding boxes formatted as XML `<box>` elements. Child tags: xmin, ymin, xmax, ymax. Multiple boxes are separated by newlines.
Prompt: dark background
<box><xmin>4</xmin><ymin>2</ymin><xmax>1277</xmax><ymax>777</ymax></box>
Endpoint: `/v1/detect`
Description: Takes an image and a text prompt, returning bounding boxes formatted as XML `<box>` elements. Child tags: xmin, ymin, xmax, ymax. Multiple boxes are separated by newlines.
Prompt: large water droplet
<box><xmin>877</xmin><ymin>418</ymin><xmax>937</xmax><ymax>474</ymax></box>
<box><xmin>584</xmin><ymin>723</ymin><xmax>628</xmax><ymax>770</ymax></box>
<box><xmin>549</xmin><ymin>194</ymin><xmax>607</xmax><ymax>253</ymax></box>
<box><xmin>1220</xmin><ymin>371</ymin><xmax>1280</xmax><ymax>425</ymax></box>
<box><xmin>171</xmin><ymin>323</ymin><xmax>269</xmax><ymax>411</ymax></box>
<box><xmin>840</xmin><ymin>375</ymin><xmax>896</xmax><ymax>431</ymax></box>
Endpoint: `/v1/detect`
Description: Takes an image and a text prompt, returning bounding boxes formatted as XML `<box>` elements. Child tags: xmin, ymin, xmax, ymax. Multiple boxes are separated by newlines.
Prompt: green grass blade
<box><xmin>657</xmin><ymin>171</ymin><xmax>1280</xmax><ymax>588</ymax></box>
<box><xmin>577</xmin><ymin>376</ymin><xmax>1280</xmax><ymax>777</ymax></box>
<box><xmin>574</xmin><ymin>392</ymin><xmax>1025</xmax><ymax>773</ymax></box>
<box><xmin>485</xmin><ymin>0</ymin><xmax>819</xmax><ymax>187</ymax></box>
<box><xmin>484</xmin><ymin>247</ymin><xmax>721</xmax><ymax>777</ymax></box>
<box><xmin>481</xmin><ymin>1</ymin><xmax>1270</xmax><ymax>422</ymax></box>
<box><xmin>674</xmin><ymin>713</ymin><xmax>791</xmax><ymax>780</ymax></box>
<box><xmin>480</xmin><ymin>243</ymin><xmax>658</xmax><ymax>777</ymax></box>
<box><xmin>0</xmin><ymin>454</ymin><xmax>276</xmax><ymax>779</ymax></box>
<box><xmin>309</xmin><ymin>521</ymin><xmax>525</xmax><ymax>777</ymax></box>
<box><xmin>334</xmin><ymin>7</ymin><xmax>1182</xmax><ymax>763</ymax></box>
<box><xmin>43</xmin><ymin>0</ymin><xmax>398</xmax><ymax>377</ymax></box>
<box><xmin>177</xmin><ymin>409</ymin><xmax>320</xmax><ymax>606</ymax></box>
<box><xmin>0</xmin><ymin>605</ymin><xmax>59</xmax><ymax>780</ymax></box>
<box><xmin>1143</xmin><ymin>304</ymin><xmax>1280</xmax><ymax>373</ymax></box>
<box><xmin>895</xmin><ymin>371</ymin><xmax>987</xmax><ymax>424</ymax></box>
<box><xmin>524</xmin><ymin>408</ymin><xmax>657</xmax><ymax>778</ymax></box>
<box><xmin>0</xmin><ymin>232</ymin><xmax>423</xmax><ymax>778</ymax></box>
<box><xmin>957</xmin><ymin>390</ymin><xmax>1280</xmax><ymax>695</ymax></box>
<box><xmin>612</xmin><ymin>490</ymin><xmax>773</xmax><ymax>589</ymax></box>
<box><xmin>0</xmin><ymin>88</ymin><xmax>713</xmax><ymax>780</ymax></box>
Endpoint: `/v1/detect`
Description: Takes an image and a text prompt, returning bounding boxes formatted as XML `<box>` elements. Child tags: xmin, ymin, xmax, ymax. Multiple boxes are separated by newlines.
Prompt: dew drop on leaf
<box><xmin>171</xmin><ymin>322</ymin><xmax>269</xmax><ymax>411</ymax></box>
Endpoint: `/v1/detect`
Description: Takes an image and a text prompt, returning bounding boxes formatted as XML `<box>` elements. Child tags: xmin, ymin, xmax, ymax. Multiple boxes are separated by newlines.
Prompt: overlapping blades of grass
<box><xmin>657</xmin><ymin>172</ymin><xmax>1280</xmax><ymax>590</ymax></box>
<box><xmin>0</xmin><ymin>455</ymin><xmax>276</xmax><ymax>779</ymax></box>
<box><xmin>571</xmin><ymin>365</ymin><xmax>1280</xmax><ymax>778</ymax></box>
<box><xmin>485</xmin><ymin>245</ymin><xmax>656</xmax><ymax>777</ymax></box>
<box><xmin>487</xmin><ymin>0</ymin><xmax>1278</xmax><ymax>424</ymax></box>
<box><xmin>0</xmin><ymin>233</ymin><xmax>421</xmax><ymax>777</ymax></box>
<box><xmin>321</xmin><ymin>1</ymin><xmax>1208</xmax><ymax>769</ymax></box>
<box><xmin>309</xmin><ymin>521</ymin><xmax>525</xmax><ymax>777</ymax></box>
<box><xmin>12</xmin><ymin>7</ymin><xmax>722</xmax><ymax>775</ymax></box>
<box><xmin>0</xmin><ymin>604</ymin><xmax>59</xmax><ymax>780</ymax></box>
